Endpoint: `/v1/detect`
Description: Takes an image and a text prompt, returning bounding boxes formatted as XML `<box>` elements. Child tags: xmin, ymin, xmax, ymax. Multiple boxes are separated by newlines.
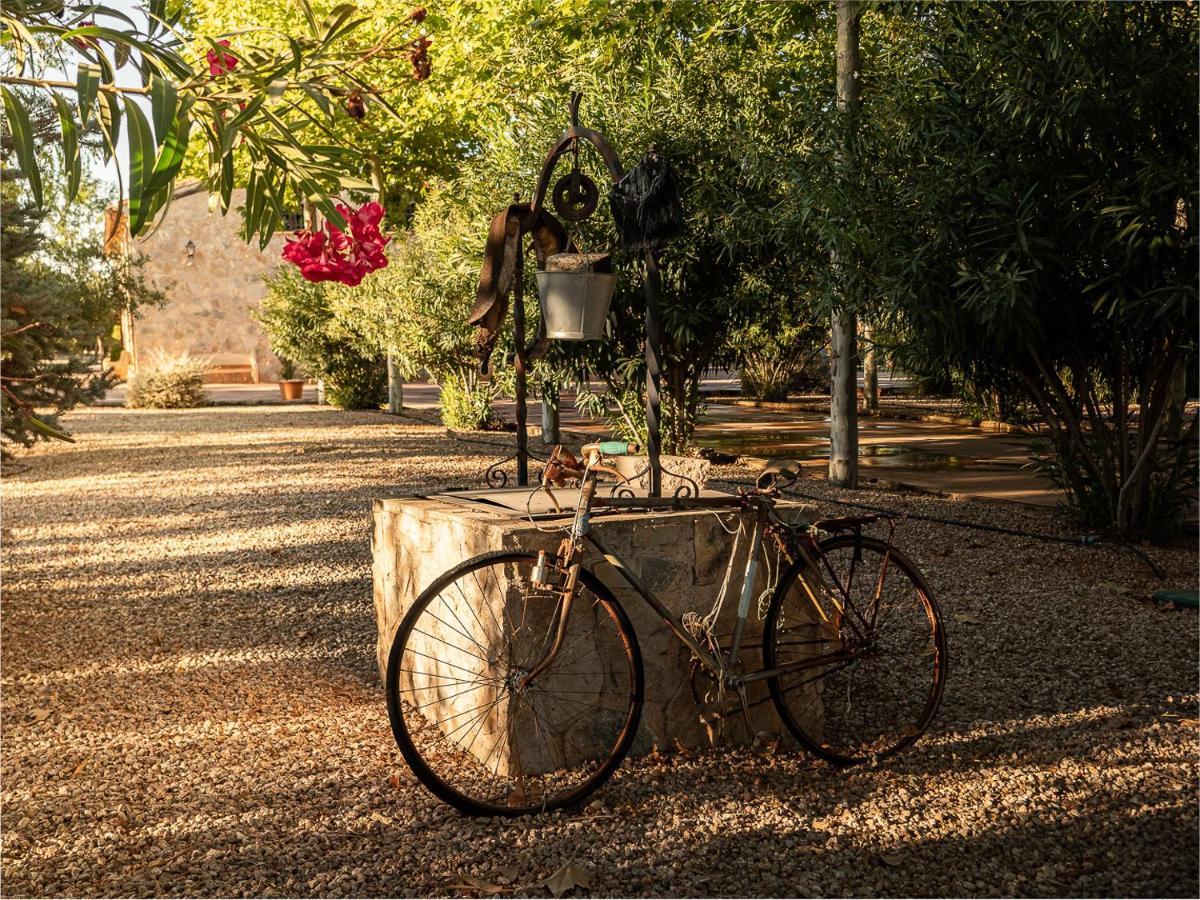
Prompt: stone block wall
<box><xmin>128</xmin><ymin>183</ymin><xmax>288</xmax><ymax>382</ymax></box>
<box><xmin>372</xmin><ymin>492</ymin><xmax>818</xmax><ymax>768</ymax></box>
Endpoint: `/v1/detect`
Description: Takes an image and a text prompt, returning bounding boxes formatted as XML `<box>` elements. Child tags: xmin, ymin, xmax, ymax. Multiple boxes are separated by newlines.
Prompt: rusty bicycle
<box><xmin>386</xmin><ymin>441</ymin><xmax>947</xmax><ymax>816</ymax></box>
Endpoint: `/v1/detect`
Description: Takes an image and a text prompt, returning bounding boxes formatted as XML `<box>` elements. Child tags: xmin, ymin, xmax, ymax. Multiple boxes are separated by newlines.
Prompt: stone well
<box><xmin>372</xmin><ymin>486</ymin><xmax>817</xmax><ymax>771</ymax></box>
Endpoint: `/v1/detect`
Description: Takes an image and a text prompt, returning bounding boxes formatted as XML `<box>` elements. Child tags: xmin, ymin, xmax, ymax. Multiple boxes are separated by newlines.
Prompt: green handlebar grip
<box><xmin>599</xmin><ymin>440</ymin><xmax>636</xmax><ymax>456</ymax></box>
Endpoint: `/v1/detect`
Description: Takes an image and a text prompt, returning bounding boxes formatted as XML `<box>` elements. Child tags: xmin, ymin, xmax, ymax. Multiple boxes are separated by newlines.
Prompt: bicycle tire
<box><xmin>763</xmin><ymin>534</ymin><xmax>947</xmax><ymax>766</ymax></box>
<box><xmin>386</xmin><ymin>549</ymin><xmax>644</xmax><ymax>816</ymax></box>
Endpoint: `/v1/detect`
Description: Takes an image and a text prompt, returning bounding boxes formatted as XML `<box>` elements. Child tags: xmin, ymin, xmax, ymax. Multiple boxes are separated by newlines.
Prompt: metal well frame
<box><xmin>482</xmin><ymin>93</ymin><xmax>666</xmax><ymax>495</ymax></box>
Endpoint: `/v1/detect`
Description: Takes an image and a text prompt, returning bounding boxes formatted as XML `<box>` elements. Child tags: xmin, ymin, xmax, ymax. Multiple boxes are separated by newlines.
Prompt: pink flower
<box><xmin>207</xmin><ymin>40</ymin><xmax>237</xmax><ymax>77</ymax></box>
<box><xmin>281</xmin><ymin>203</ymin><xmax>390</xmax><ymax>286</ymax></box>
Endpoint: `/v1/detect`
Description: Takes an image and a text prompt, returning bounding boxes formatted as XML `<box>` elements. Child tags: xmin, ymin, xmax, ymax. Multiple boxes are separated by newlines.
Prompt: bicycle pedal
<box><xmin>699</xmin><ymin>711</ymin><xmax>723</xmax><ymax>747</ymax></box>
<box><xmin>754</xmin><ymin>730</ymin><xmax>783</xmax><ymax>754</ymax></box>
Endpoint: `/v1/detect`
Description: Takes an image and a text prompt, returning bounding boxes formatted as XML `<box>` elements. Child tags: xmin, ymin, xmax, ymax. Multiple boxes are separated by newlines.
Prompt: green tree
<box><xmin>0</xmin><ymin>0</ymin><xmax>413</xmax><ymax>241</ymax></box>
<box><xmin>1</xmin><ymin>106</ymin><xmax>166</xmax><ymax>458</ymax></box>
<box><xmin>828</xmin><ymin>2</ymin><xmax>1198</xmax><ymax>537</ymax></box>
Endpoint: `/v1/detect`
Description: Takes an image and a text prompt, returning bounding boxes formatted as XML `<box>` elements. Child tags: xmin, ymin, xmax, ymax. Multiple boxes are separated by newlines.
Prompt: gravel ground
<box><xmin>2</xmin><ymin>405</ymin><xmax>1197</xmax><ymax>898</ymax></box>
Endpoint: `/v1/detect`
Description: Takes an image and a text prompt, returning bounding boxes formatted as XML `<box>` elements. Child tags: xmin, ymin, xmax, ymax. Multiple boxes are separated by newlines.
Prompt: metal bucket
<box><xmin>535</xmin><ymin>271</ymin><xmax>616</xmax><ymax>341</ymax></box>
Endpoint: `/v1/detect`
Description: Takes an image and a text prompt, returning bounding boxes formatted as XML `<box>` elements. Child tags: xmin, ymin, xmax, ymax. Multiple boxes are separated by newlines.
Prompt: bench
<box><xmin>204</xmin><ymin>351</ymin><xmax>259</xmax><ymax>384</ymax></box>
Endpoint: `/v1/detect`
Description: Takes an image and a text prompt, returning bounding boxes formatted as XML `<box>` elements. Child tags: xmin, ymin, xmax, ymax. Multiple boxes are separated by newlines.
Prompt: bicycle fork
<box><xmin>523</xmin><ymin>474</ymin><xmax>597</xmax><ymax>684</ymax></box>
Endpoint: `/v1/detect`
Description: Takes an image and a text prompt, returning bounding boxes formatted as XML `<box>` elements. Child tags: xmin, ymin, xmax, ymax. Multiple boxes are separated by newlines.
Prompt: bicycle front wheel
<box><xmin>763</xmin><ymin>534</ymin><xmax>946</xmax><ymax>765</ymax></box>
<box><xmin>386</xmin><ymin>550</ymin><xmax>643</xmax><ymax>816</ymax></box>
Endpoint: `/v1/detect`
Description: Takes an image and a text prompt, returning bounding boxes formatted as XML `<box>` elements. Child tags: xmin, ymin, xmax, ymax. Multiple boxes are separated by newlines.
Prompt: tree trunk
<box><xmin>829</xmin><ymin>0</ymin><xmax>861</xmax><ymax>488</ymax></box>
<box><xmin>541</xmin><ymin>382</ymin><xmax>560</xmax><ymax>445</ymax></box>
<box><xmin>830</xmin><ymin>312</ymin><xmax>859</xmax><ymax>486</ymax></box>
<box><xmin>862</xmin><ymin>320</ymin><xmax>879</xmax><ymax>413</ymax></box>
<box><xmin>386</xmin><ymin>349</ymin><xmax>403</xmax><ymax>414</ymax></box>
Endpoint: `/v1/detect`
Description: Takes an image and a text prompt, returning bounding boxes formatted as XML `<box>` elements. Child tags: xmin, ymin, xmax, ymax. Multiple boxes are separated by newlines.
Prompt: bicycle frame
<box><xmin>530</xmin><ymin>480</ymin><xmax>859</xmax><ymax>692</ymax></box>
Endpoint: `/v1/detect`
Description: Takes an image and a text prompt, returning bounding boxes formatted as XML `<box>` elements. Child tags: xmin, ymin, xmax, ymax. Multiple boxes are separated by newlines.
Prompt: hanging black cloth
<box><xmin>609</xmin><ymin>149</ymin><xmax>684</xmax><ymax>253</ymax></box>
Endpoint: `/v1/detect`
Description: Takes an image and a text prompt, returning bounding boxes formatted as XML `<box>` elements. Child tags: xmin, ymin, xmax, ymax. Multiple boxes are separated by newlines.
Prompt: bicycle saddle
<box><xmin>756</xmin><ymin>458</ymin><xmax>802</xmax><ymax>490</ymax></box>
<box><xmin>813</xmin><ymin>514</ymin><xmax>881</xmax><ymax>532</ymax></box>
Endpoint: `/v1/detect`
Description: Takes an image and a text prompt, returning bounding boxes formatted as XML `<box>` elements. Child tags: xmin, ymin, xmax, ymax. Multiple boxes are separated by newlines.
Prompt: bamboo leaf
<box><xmin>50</xmin><ymin>92</ymin><xmax>82</xmax><ymax>203</ymax></box>
<box><xmin>1</xmin><ymin>87</ymin><xmax>43</xmax><ymax>206</ymax></box>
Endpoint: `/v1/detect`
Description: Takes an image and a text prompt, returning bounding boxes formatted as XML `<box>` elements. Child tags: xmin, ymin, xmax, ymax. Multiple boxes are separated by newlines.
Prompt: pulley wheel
<box><xmin>552</xmin><ymin>172</ymin><xmax>599</xmax><ymax>221</ymax></box>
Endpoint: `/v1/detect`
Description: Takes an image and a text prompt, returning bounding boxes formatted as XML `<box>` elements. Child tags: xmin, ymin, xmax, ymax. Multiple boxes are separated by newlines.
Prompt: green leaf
<box><xmin>300</xmin><ymin>83</ymin><xmax>332</xmax><ymax>118</ymax></box>
<box><xmin>146</xmin><ymin>102</ymin><xmax>193</xmax><ymax>196</ymax></box>
<box><xmin>27</xmin><ymin>414</ymin><xmax>76</xmax><ymax>444</ymax></box>
<box><xmin>295</xmin><ymin>0</ymin><xmax>319</xmax><ymax>36</ymax></box>
<box><xmin>62</xmin><ymin>25</ymin><xmax>191</xmax><ymax>79</ymax></box>
<box><xmin>97</xmin><ymin>89</ymin><xmax>121</xmax><ymax>161</ymax></box>
<box><xmin>319</xmin><ymin>3</ymin><xmax>357</xmax><ymax>42</ymax></box>
<box><xmin>220</xmin><ymin>94</ymin><xmax>265</xmax><ymax>158</ymax></box>
<box><xmin>1</xmin><ymin>87</ymin><xmax>43</xmax><ymax>206</ymax></box>
<box><xmin>149</xmin><ymin>75</ymin><xmax>177</xmax><ymax>147</ymax></box>
<box><xmin>220</xmin><ymin>149</ymin><xmax>234</xmax><ymax>213</ymax></box>
<box><xmin>50</xmin><ymin>92</ymin><xmax>82</xmax><ymax>203</ymax></box>
<box><xmin>123</xmin><ymin>97</ymin><xmax>155</xmax><ymax>235</ymax></box>
<box><xmin>75</xmin><ymin>62</ymin><xmax>101</xmax><ymax>125</ymax></box>
<box><xmin>2</xmin><ymin>14</ymin><xmax>37</xmax><ymax>74</ymax></box>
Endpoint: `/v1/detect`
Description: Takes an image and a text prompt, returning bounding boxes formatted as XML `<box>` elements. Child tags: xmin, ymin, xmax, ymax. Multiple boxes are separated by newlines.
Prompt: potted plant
<box><xmin>277</xmin><ymin>357</ymin><xmax>305</xmax><ymax>400</ymax></box>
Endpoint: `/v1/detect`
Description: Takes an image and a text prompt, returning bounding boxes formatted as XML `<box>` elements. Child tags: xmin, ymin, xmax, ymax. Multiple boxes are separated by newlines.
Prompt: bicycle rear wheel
<box><xmin>386</xmin><ymin>550</ymin><xmax>643</xmax><ymax>815</ymax></box>
<box><xmin>763</xmin><ymin>534</ymin><xmax>946</xmax><ymax>765</ymax></box>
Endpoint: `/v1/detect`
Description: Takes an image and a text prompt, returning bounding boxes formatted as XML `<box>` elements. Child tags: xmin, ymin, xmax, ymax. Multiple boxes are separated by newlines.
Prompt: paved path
<box><xmin>99</xmin><ymin>379</ymin><xmax>1057</xmax><ymax>507</ymax></box>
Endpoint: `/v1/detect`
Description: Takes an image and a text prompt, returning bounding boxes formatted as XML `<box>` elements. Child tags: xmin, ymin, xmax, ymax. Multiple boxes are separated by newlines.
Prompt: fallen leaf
<box><xmin>879</xmin><ymin>853</ymin><xmax>904</xmax><ymax>867</ymax></box>
<box><xmin>447</xmin><ymin>874</ymin><xmax>509</xmax><ymax>894</ymax></box>
<box><xmin>70</xmin><ymin>759</ymin><xmax>88</xmax><ymax>777</ymax></box>
<box><xmin>30</xmin><ymin>708</ymin><xmax>51</xmax><ymax>722</ymax></box>
<box><xmin>954</xmin><ymin>614</ymin><xmax>982</xmax><ymax>625</ymax></box>
<box><xmin>369</xmin><ymin>811</ymin><xmax>392</xmax><ymax>826</ymax></box>
<box><xmin>496</xmin><ymin>865</ymin><xmax>519</xmax><ymax>883</ymax></box>
<box><xmin>387</xmin><ymin>772</ymin><xmax>401</xmax><ymax>790</ymax></box>
<box><xmin>545</xmin><ymin>860</ymin><xmax>590</xmax><ymax>898</ymax></box>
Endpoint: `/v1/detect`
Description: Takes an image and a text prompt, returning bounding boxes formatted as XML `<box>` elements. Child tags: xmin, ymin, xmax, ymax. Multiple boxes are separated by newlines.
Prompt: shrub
<box><xmin>258</xmin><ymin>268</ymin><xmax>386</xmax><ymax>410</ymax></box>
<box><xmin>731</xmin><ymin>321</ymin><xmax>826</xmax><ymax>402</ymax></box>
<box><xmin>440</xmin><ymin>370</ymin><xmax>502</xmax><ymax>430</ymax></box>
<box><xmin>126</xmin><ymin>351</ymin><xmax>208</xmax><ymax>409</ymax></box>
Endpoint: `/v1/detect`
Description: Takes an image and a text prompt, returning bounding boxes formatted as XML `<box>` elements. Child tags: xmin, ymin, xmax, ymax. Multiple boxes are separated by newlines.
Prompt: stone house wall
<box><xmin>128</xmin><ymin>183</ymin><xmax>290</xmax><ymax>382</ymax></box>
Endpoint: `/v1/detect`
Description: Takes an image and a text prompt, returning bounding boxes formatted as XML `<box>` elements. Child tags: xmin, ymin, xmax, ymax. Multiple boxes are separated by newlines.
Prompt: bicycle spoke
<box><xmin>764</xmin><ymin>536</ymin><xmax>944</xmax><ymax>765</ymax></box>
<box><xmin>389</xmin><ymin>553</ymin><xmax>639</xmax><ymax>816</ymax></box>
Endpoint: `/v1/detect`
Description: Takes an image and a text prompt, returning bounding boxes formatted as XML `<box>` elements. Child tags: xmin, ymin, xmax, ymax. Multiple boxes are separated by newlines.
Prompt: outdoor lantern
<box><xmin>535</xmin><ymin>252</ymin><xmax>615</xmax><ymax>341</ymax></box>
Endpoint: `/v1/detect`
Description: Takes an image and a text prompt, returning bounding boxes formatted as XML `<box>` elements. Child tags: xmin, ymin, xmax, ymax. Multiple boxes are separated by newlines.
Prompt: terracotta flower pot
<box><xmin>278</xmin><ymin>379</ymin><xmax>305</xmax><ymax>401</ymax></box>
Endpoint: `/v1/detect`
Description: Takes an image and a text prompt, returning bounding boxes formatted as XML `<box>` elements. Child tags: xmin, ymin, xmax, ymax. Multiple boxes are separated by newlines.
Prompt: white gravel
<box><xmin>2</xmin><ymin>405</ymin><xmax>1197</xmax><ymax>897</ymax></box>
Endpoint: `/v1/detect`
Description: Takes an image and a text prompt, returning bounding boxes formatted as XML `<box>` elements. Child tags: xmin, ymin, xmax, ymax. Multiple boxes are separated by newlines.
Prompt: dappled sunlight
<box><xmin>3</xmin><ymin>407</ymin><xmax>1195</xmax><ymax>895</ymax></box>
